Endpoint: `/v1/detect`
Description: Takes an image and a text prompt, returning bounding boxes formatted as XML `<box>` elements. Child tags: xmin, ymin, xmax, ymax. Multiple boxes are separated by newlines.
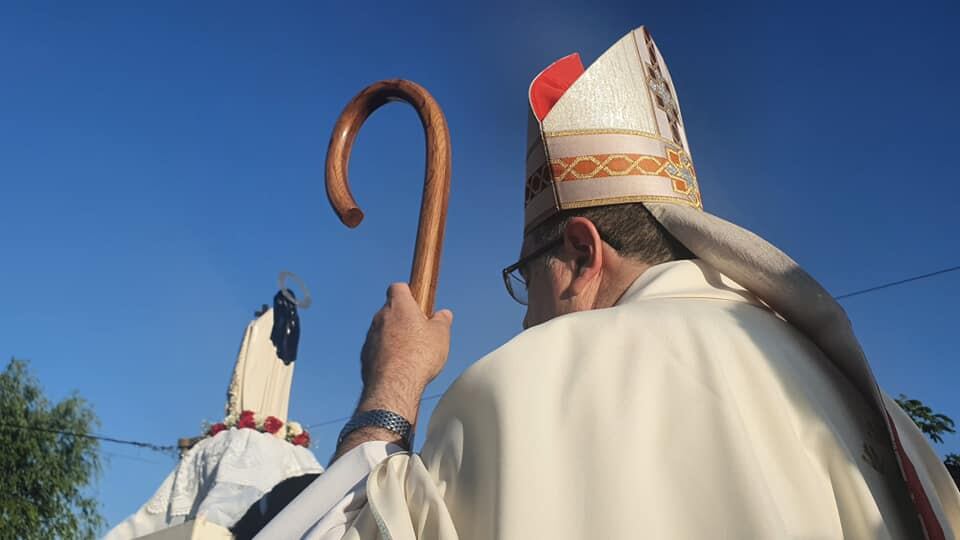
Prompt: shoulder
<box><xmin>494</xmin><ymin>295</ymin><xmax>780</xmax><ymax>361</ymax></box>
<box><xmin>443</xmin><ymin>295</ymin><xmax>785</xmax><ymax>406</ymax></box>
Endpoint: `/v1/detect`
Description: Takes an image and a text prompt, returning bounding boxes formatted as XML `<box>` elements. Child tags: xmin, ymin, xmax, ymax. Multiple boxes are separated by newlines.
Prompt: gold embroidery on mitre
<box><xmin>550</xmin><ymin>148</ymin><xmax>698</xmax><ymax>195</ymax></box>
<box><xmin>542</xmin><ymin>128</ymin><xmax>672</xmax><ymax>143</ymax></box>
<box><xmin>525</xmin><ymin>162</ymin><xmax>553</xmax><ymax>203</ymax></box>
<box><xmin>525</xmin><ymin>148</ymin><xmax>701</xmax><ymax>208</ymax></box>
<box><xmin>641</xmin><ymin>27</ymin><xmax>683</xmax><ymax>146</ymax></box>
<box><xmin>524</xmin><ymin>27</ymin><xmax>704</xmax><ymax>220</ymax></box>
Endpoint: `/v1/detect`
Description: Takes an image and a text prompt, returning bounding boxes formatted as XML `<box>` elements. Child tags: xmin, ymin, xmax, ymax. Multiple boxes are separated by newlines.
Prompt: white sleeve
<box><xmin>254</xmin><ymin>441</ymin><xmax>404</xmax><ymax>539</ymax></box>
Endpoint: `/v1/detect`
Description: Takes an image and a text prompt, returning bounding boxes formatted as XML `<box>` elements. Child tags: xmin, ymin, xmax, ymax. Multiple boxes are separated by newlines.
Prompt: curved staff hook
<box><xmin>325</xmin><ymin>79</ymin><xmax>451</xmax><ymax>316</ymax></box>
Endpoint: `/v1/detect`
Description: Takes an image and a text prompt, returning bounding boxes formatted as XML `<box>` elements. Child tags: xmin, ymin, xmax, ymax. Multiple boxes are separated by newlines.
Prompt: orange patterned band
<box><xmin>525</xmin><ymin>147</ymin><xmax>698</xmax><ymax>204</ymax></box>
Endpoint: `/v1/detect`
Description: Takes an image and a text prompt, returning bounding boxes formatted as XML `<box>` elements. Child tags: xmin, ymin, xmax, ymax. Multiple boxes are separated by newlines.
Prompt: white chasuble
<box><xmin>267</xmin><ymin>260</ymin><xmax>960</xmax><ymax>539</ymax></box>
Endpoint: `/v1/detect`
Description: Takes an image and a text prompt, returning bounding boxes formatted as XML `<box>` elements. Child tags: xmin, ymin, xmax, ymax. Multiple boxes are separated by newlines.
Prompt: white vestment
<box><xmin>262</xmin><ymin>260</ymin><xmax>960</xmax><ymax>539</ymax></box>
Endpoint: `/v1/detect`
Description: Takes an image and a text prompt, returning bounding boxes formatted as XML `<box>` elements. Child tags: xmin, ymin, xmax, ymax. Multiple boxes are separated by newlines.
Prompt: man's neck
<box><xmin>594</xmin><ymin>259</ymin><xmax>651</xmax><ymax>310</ymax></box>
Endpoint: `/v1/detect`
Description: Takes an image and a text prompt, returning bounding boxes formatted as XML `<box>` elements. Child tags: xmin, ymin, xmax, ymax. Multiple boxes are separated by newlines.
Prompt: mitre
<box><xmin>522</xmin><ymin>30</ymin><xmax>955</xmax><ymax>536</ymax></box>
<box><xmin>524</xmin><ymin>27</ymin><xmax>882</xmax><ymax>417</ymax></box>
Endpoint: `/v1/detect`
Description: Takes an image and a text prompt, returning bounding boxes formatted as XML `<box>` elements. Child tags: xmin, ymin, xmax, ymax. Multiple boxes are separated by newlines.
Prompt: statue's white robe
<box><xmin>263</xmin><ymin>260</ymin><xmax>960</xmax><ymax>539</ymax></box>
<box><xmin>227</xmin><ymin>308</ymin><xmax>295</xmax><ymax>422</ymax></box>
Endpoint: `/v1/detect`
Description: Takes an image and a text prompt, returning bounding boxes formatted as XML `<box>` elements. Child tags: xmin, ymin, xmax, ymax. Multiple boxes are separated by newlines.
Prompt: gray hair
<box><xmin>527</xmin><ymin>203</ymin><xmax>693</xmax><ymax>266</ymax></box>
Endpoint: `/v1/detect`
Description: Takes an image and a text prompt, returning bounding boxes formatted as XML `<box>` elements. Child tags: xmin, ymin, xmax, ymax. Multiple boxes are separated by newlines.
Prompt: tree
<box><xmin>943</xmin><ymin>454</ymin><xmax>960</xmax><ymax>488</ymax></box>
<box><xmin>895</xmin><ymin>394</ymin><xmax>960</xmax><ymax>489</ymax></box>
<box><xmin>0</xmin><ymin>358</ymin><xmax>103</xmax><ymax>539</ymax></box>
<box><xmin>895</xmin><ymin>394</ymin><xmax>956</xmax><ymax>444</ymax></box>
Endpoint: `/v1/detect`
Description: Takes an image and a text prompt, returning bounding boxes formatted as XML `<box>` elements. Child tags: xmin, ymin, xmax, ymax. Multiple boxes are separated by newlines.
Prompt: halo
<box><xmin>277</xmin><ymin>271</ymin><xmax>312</xmax><ymax>309</ymax></box>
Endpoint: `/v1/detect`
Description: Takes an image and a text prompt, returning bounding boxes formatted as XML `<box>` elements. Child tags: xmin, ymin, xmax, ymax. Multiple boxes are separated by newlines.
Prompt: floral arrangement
<box><xmin>204</xmin><ymin>410</ymin><xmax>310</xmax><ymax>448</ymax></box>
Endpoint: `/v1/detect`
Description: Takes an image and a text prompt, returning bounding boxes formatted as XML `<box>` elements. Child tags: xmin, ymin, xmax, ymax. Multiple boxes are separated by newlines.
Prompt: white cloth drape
<box><xmin>105</xmin><ymin>429</ymin><xmax>323</xmax><ymax>539</ymax></box>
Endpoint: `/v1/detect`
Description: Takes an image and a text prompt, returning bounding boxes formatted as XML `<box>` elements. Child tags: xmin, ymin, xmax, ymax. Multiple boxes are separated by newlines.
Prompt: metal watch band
<box><xmin>337</xmin><ymin>409</ymin><xmax>413</xmax><ymax>448</ymax></box>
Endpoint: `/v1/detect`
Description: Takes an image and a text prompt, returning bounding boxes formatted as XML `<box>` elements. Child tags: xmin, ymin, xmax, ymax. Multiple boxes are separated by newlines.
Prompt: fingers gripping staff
<box><xmin>325</xmin><ymin>79</ymin><xmax>452</xmax><ymax>316</ymax></box>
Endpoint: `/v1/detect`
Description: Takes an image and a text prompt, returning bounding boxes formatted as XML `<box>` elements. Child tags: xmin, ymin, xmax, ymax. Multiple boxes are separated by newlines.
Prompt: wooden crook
<box><xmin>325</xmin><ymin>79</ymin><xmax>451</xmax><ymax>316</ymax></box>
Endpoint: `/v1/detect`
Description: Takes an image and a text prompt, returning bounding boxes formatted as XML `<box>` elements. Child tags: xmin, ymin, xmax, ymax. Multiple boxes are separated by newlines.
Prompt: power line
<box><xmin>0</xmin><ymin>421</ymin><xmax>177</xmax><ymax>457</ymax></box>
<box><xmin>305</xmin><ymin>414</ymin><xmax>351</xmax><ymax>430</ymax></box>
<box><xmin>103</xmin><ymin>450</ymin><xmax>171</xmax><ymax>466</ymax></box>
<box><xmin>835</xmin><ymin>264</ymin><xmax>960</xmax><ymax>300</ymax></box>
<box><xmin>306</xmin><ymin>393</ymin><xmax>444</xmax><ymax>430</ymax></box>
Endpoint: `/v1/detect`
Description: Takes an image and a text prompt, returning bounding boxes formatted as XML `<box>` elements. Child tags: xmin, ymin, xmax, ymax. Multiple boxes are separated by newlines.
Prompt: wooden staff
<box><xmin>325</xmin><ymin>80</ymin><xmax>451</xmax><ymax>316</ymax></box>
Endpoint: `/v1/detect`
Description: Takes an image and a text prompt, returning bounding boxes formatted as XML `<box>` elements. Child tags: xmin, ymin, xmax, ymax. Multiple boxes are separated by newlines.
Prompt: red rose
<box><xmin>264</xmin><ymin>416</ymin><xmax>283</xmax><ymax>434</ymax></box>
<box><xmin>208</xmin><ymin>423</ymin><xmax>227</xmax><ymax>437</ymax></box>
<box><xmin>237</xmin><ymin>410</ymin><xmax>257</xmax><ymax>429</ymax></box>
<box><xmin>292</xmin><ymin>432</ymin><xmax>310</xmax><ymax>448</ymax></box>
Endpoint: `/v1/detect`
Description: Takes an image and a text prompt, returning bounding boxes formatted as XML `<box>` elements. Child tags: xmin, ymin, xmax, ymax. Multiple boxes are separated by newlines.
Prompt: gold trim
<box><xmin>543</xmin><ymin>128</ymin><xmax>680</xmax><ymax>146</ymax></box>
<box><xmin>539</xmin><ymin>123</ymin><xmax>561</xmax><ymax>213</ymax></box>
<box><xmin>553</xmin><ymin>154</ymin><xmax>669</xmax><ymax>181</ymax></box>
<box><xmin>632</xmin><ymin>29</ymin><xmax>662</xmax><ymax>139</ymax></box>
<box><xmin>524</xmin><ymin>162</ymin><xmax>552</xmax><ymax>203</ymax></box>
<box><xmin>545</xmin><ymin>148</ymin><xmax>698</xmax><ymax>197</ymax></box>
<box><xmin>561</xmin><ymin>194</ymin><xmax>703</xmax><ymax>211</ymax></box>
<box><xmin>527</xmin><ymin>148</ymin><xmax>699</xmax><ymax>203</ymax></box>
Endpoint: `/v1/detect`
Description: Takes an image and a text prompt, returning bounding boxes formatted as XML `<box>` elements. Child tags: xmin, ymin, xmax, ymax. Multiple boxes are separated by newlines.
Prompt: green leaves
<box><xmin>894</xmin><ymin>394</ymin><xmax>956</xmax><ymax>445</ymax></box>
<box><xmin>894</xmin><ymin>393</ymin><xmax>960</xmax><ymax>489</ymax></box>
<box><xmin>0</xmin><ymin>358</ymin><xmax>103</xmax><ymax>539</ymax></box>
<box><xmin>944</xmin><ymin>453</ymin><xmax>960</xmax><ymax>486</ymax></box>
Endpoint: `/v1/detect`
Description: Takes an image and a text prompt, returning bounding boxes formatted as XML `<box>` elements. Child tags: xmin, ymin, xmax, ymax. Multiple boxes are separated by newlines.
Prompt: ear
<box><xmin>560</xmin><ymin>217</ymin><xmax>603</xmax><ymax>296</ymax></box>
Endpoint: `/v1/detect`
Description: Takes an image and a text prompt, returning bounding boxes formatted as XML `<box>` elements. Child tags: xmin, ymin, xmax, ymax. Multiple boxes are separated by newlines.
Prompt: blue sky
<box><xmin>1</xmin><ymin>1</ymin><xmax>957</xmax><ymax>531</ymax></box>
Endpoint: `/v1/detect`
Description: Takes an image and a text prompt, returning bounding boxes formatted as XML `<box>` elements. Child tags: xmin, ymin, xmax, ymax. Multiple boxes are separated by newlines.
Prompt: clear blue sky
<box><xmin>1</xmin><ymin>1</ymin><xmax>957</xmax><ymax>531</ymax></box>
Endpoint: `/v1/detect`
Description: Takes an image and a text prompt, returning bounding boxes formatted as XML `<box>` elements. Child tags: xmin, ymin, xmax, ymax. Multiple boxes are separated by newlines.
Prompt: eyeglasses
<box><xmin>501</xmin><ymin>238</ymin><xmax>563</xmax><ymax>305</ymax></box>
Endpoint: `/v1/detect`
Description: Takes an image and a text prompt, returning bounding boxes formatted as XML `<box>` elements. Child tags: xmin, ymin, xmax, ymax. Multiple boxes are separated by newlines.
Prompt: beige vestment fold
<box><xmin>336</xmin><ymin>261</ymin><xmax>959</xmax><ymax>539</ymax></box>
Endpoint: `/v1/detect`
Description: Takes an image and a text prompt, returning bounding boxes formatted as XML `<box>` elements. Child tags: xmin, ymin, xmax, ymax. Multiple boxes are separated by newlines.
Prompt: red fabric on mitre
<box><xmin>529</xmin><ymin>53</ymin><xmax>585</xmax><ymax>121</ymax></box>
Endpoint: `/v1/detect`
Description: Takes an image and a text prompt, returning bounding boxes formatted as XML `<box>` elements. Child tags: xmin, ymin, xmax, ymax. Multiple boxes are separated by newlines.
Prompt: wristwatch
<box><xmin>337</xmin><ymin>409</ymin><xmax>414</xmax><ymax>449</ymax></box>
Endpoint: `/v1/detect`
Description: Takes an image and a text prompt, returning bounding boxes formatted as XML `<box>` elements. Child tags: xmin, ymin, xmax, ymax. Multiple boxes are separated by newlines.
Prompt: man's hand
<box><xmin>333</xmin><ymin>283</ymin><xmax>453</xmax><ymax>460</ymax></box>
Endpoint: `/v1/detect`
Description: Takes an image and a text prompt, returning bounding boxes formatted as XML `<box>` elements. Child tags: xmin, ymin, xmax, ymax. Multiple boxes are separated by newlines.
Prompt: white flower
<box><xmin>224</xmin><ymin>413</ymin><xmax>239</xmax><ymax>427</ymax></box>
<box><xmin>254</xmin><ymin>413</ymin><xmax>266</xmax><ymax>429</ymax></box>
<box><xmin>287</xmin><ymin>421</ymin><xmax>303</xmax><ymax>437</ymax></box>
